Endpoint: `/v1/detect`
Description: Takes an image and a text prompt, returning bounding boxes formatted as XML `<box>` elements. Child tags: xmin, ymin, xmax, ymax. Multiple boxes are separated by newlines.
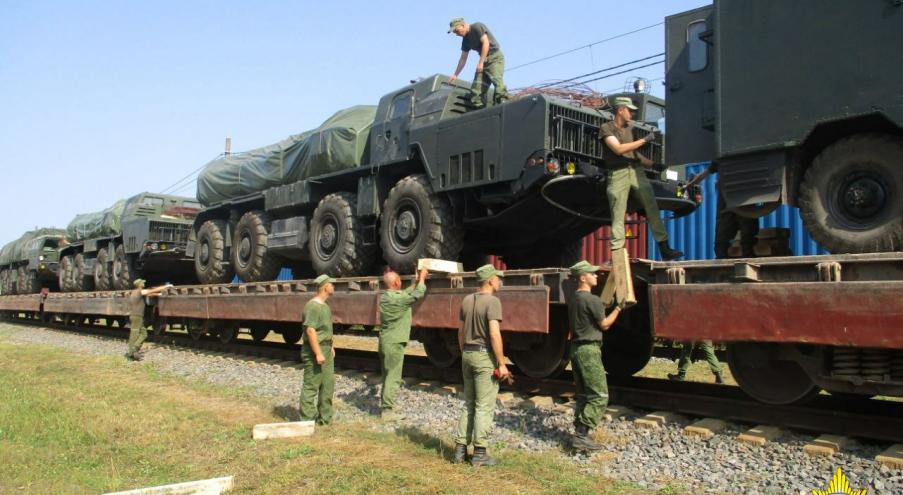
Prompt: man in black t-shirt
<box><xmin>447</xmin><ymin>17</ymin><xmax>509</xmax><ymax>108</ymax></box>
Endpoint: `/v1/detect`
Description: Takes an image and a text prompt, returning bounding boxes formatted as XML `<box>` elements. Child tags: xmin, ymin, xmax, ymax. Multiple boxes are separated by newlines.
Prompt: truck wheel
<box><xmin>232</xmin><ymin>211</ymin><xmax>281</xmax><ymax>282</ymax></box>
<box><xmin>799</xmin><ymin>133</ymin><xmax>903</xmax><ymax>253</ymax></box>
<box><xmin>112</xmin><ymin>245</ymin><xmax>134</xmax><ymax>290</ymax></box>
<box><xmin>0</xmin><ymin>269</ymin><xmax>7</xmax><ymax>295</ymax></box>
<box><xmin>59</xmin><ymin>255</ymin><xmax>74</xmax><ymax>292</ymax></box>
<box><xmin>73</xmin><ymin>253</ymin><xmax>94</xmax><ymax>292</ymax></box>
<box><xmin>380</xmin><ymin>174</ymin><xmax>463</xmax><ymax>273</ymax></box>
<box><xmin>21</xmin><ymin>269</ymin><xmax>40</xmax><ymax>294</ymax></box>
<box><xmin>503</xmin><ymin>239</ymin><xmax>582</xmax><ymax>269</ymax></box>
<box><xmin>195</xmin><ymin>220</ymin><xmax>234</xmax><ymax>284</ymax></box>
<box><xmin>93</xmin><ymin>247</ymin><xmax>112</xmax><ymax>291</ymax></box>
<box><xmin>14</xmin><ymin>266</ymin><xmax>26</xmax><ymax>294</ymax></box>
<box><xmin>309</xmin><ymin>192</ymin><xmax>375</xmax><ymax>276</ymax></box>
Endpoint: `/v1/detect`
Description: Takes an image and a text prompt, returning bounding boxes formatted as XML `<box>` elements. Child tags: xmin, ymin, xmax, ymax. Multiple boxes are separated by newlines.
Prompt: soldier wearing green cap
<box><xmin>453</xmin><ymin>263</ymin><xmax>509</xmax><ymax>466</ymax></box>
<box><xmin>299</xmin><ymin>274</ymin><xmax>337</xmax><ymax>425</ymax></box>
<box><xmin>600</xmin><ymin>97</ymin><xmax>683</xmax><ymax>260</ymax></box>
<box><xmin>447</xmin><ymin>17</ymin><xmax>509</xmax><ymax>109</ymax></box>
<box><xmin>124</xmin><ymin>278</ymin><xmax>171</xmax><ymax>361</ymax></box>
<box><xmin>566</xmin><ymin>260</ymin><xmax>622</xmax><ymax>451</ymax></box>
<box><xmin>377</xmin><ymin>266</ymin><xmax>429</xmax><ymax>421</ymax></box>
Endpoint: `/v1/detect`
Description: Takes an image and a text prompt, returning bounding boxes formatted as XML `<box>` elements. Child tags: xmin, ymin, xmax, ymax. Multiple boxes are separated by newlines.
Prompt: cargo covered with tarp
<box><xmin>66</xmin><ymin>200</ymin><xmax>127</xmax><ymax>242</ymax></box>
<box><xmin>0</xmin><ymin>228</ymin><xmax>65</xmax><ymax>265</ymax></box>
<box><xmin>196</xmin><ymin>105</ymin><xmax>377</xmax><ymax>205</ymax></box>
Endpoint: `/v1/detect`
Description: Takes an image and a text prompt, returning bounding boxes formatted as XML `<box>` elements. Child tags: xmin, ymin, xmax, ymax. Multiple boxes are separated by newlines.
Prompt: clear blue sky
<box><xmin>0</xmin><ymin>0</ymin><xmax>708</xmax><ymax>243</ymax></box>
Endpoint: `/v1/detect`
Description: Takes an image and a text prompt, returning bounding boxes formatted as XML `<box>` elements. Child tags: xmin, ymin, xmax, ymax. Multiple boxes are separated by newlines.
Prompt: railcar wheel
<box><xmin>380</xmin><ymin>174</ymin><xmax>463</xmax><ymax>273</ymax></box>
<box><xmin>310</xmin><ymin>192</ymin><xmax>375</xmax><ymax>277</ymax></box>
<box><xmin>281</xmin><ymin>328</ymin><xmax>302</xmax><ymax>346</ymax></box>
<box><xmin>217</xmin><ymin>322</ymin><xmax>239</xmax><ymax>343</ymax></box>
<box><xmin>195</xmin><ymin>220</ymin><xmax>234</xmax><ymax>284</ymax></box>
<box><xmin>421</xmin><ymin>331</ymin><xmax>462</xmax><ymax>368</ymax></box>
<box><xmin>94</xmin><ymin>247</ymin><xmax>112</xmax><ymax>291</ymax></box>
<box><xmin>187</xmin><ymin>320</ymin><xmax>208</xmax><ymax>341</ymax></box>
<box><xmin>152</xmin><ymin>318</ymin><xmax>167</xmax><ymax>337</ymax></box>
<box><xmin>727</xmin><ymin>342</ymin><xmax>820</xmax><ymax>405</ymax></box>
<box><xmin>250</xmin><ymin>325</ymin><xmax>270</xmax><ymax>342</ymax></box>
<box><xmin>232</xmin><ymin>210</ymin><xmax>281</xmax><ymax>282</ymax></box>
<box><xmin>602</xmin><ymin>297</ymin><xmax>654</xmax><ymax>377</ymax></box>
<box><xmin>508</xmin><ymin>324</ymin><xmax>569</xmax><ymax>378</ymax></box>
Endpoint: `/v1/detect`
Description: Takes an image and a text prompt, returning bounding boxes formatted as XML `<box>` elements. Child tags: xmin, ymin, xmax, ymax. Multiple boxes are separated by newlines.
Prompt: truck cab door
<box><xmin>665</xmin><ymin>6</ymin><xmax>715</xmax><ymax>166</ymax></box>
<box><xmin>375</xmin><ymin>90</ymin><xmax>414</xmax><ymax>163</ymax></box>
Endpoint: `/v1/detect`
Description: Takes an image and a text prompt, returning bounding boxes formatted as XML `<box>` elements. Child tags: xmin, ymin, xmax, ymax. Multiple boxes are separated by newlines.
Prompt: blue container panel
<box><xmin>648</xmin><ymin>162</ymin><xmax>829</xmax><ymax>260</ymax></box>
<box><xmin>232</xmin><ymin>267</ymin><xmax>296</xmax><ymax>284</ymax></box>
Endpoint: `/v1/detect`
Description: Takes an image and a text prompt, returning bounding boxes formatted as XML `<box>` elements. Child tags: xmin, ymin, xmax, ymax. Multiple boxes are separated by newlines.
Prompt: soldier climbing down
<box><xmin>447</xmin><ymin>17</ymin><xmax>509</xmax><ymax>108</ymax></box>
<box><xmin>124</xmin><ymin>278</ymin><xmax>170</xmax><ymax>362</ymax></box>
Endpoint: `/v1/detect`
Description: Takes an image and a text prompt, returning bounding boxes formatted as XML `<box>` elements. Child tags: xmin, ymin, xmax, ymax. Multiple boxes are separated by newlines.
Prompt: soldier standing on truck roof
<box><xmin>300</xmin><ymin>274</ymin><xmax>337</xmax><ymax>425</ymax></box>
<box><xmin>600</xmin><ymin>96</ymin><xmax>683</xmax><ymax>261</ymax></box>
<box><xmin>124</xmin><ymin>279</ymin><xmax>170</xmax><ymax>362</ymax></box>
<box><xmin>567</xmin><ymin>260</ymin><xmax>623</xmax><ymax>452</ymax></box>
<box><xmin>453</xmin><ymin>264</ymin><xmax>510</xmax><ymax>467</ymax></box>
<box><xmin>447</xmin><ymin>17</ymin><xmax>509</xmax><ymax>109</ymax></box>
<box><xmin>377</xmin><ymin>267</ymin><xmax>429</xmax><ymax>421</ymax></box>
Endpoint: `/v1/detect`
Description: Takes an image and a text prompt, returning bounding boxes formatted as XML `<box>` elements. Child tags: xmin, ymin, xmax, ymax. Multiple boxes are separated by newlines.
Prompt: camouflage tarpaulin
<box><xmin>0</xmin><ymin>228</ymin><xmax>65</xmax><ymax>266</ymax></box>
<box><xmin>0</xmin><ymin>240</ymin><xmax>15</xmax><ymax>266</ymax></box>
<box><xmin>66</xmin><ymin>200</ymin><xmax>127</xmax><ymax>242</ymax></box>
<box><xmin>196</xmin><ymin>105</ymin><xmax>377</xmax><ymax>205</ymax></box>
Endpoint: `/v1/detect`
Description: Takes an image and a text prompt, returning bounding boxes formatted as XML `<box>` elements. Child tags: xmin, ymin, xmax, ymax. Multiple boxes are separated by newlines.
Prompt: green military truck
<box><xmin>190</xmin><ymin>75</ymin><xmax>698</xmax><ymax>283</ymax></box>
<box><xmin>59</xmin><ymin>193</ymin><xmax>202</xmax><ymax>291</ymax></box>
<box><xmin>0</xmin><ymin>228</ymin><xmax>67</xmax><ymax>294</ymax></box>
<box><xmin>665</xmin><ymin>0</ymin><xmax>902</xmax><ymax>253</ymax></box>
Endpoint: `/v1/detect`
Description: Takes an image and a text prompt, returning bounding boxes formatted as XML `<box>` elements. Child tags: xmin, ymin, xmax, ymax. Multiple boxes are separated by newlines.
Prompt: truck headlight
<box><xmin>151</xmin><ymin>242</ymin><xmax>159</xmax><ymax>250</ymax></box>
<box><xmin>38</xmin><ymin>255</ymin><xmax>45</xmax><ymax>261</ymax></box>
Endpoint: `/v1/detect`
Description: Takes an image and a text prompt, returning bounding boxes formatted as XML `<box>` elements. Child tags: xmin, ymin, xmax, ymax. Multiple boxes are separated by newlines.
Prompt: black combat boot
<box><xmin>667</xmin><ymin>373</ymin><xmax>685</xmax><ymax>381</ymax></box>
<box><xmin>470</xmin><ymin>446</ymin><xmax>499</xmax><ymax>467</ymax></box>
<box><xmin>714</xmin><ymin>370</ymin><xmax>725</xmax><ymax>384</ymax></box>
<box><xmin>453</xmin><ymin>443</ymin><xmax>467</xmax><ymax>464</ymax></box>
<box><xmin>571</xmin><ymin>424</ymin><xmax>604</xmax><ymax>452</ymax></box>
<box><xmin>657</xmin><ymin>241</ymin><xmax>684</xmax><ymax>261</ymax></box>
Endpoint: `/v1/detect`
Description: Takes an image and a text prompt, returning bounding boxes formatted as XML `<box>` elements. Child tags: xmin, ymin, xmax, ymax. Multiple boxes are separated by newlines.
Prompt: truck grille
<box><xmin>148</xmin><ymin>221</ymin><xmax>191</xmax><ymax>245</ymax></box>
<box><xmin>549</xmin><ymin>103</ymin><xmax>664</xmax><ymax>165</ymax></box>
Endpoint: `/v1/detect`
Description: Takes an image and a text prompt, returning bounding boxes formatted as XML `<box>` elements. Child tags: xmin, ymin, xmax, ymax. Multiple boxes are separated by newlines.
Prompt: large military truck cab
<box><xmin>0</xmin><ymin>229</ymin><xmax>67</xmax><ymax>294</ymax></box>
<box><xmin>665</xmin><ymin>0</ymin><xmax>903</xmax><ymax>253</ymax></box>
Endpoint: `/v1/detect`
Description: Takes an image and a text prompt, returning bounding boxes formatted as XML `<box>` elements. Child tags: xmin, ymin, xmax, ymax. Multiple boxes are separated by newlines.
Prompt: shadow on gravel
<box><xmin>336</xmin><ymin>382</ymin><xmax>380</xmax><ymax>415</ymax></box>
<box><xmin>493</xmin><ymin>408</ymin><xmax>572</xmax><ymax>449</ymax></box>
<box><xmin>395</xmin><ymin>426</ymin><xmax>458</xmax><ymax>462</ymax></box>
<box><xmin>272</xmin><ymin>405</ymin><xmax>301</xmax><ymax>421</ymax></box>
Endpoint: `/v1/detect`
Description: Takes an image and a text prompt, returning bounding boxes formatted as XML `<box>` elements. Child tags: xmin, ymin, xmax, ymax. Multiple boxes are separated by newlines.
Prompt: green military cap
<box><xmin>448</xmin><ymin>17</ymin><xmax>465</xmax><ymax>33</ymax></box>
<box><xmin>569</xmin><ymin>260</ymin><xmax>601</xmax><ymax>277</ymax></box>
<box><xmin>313</xmin><ymin>274</ymin><xmax>336</xmax><ymax>287</ymax></box>
<box><xmin>612</xmin><ymin>96</ymin><xmax>638</xmax><ymax>110</ymax></box>
<box><xmin>133</xmin><ymin>278</ymin><xmax>146</xmax><ymax>287</ymax></box>
<box><xmin>475</xmin><ymin>263</ymin><xmax>504</xmax><ymax>282</ymax></box>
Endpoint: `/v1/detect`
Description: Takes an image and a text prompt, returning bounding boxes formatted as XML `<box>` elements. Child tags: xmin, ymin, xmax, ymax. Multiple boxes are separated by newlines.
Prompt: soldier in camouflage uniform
<box><xmin>125</xmin><ymin>279</ymin><xmax>170</xmax><ymax>361</ymax></box>
<box><xmin>448</xmin><ymin>17</ymin><xmax>509</xmax><ymax>108</ymax></box>
<box><xmin>378</xmin><ymin>267</ymin><xmax>428</xmax><ymax>421</ymax></box>
<box><xmin>668</xmin><ymin>341</ymin><xmax>725</xmax><ymax>384</ymax></box>
<box><xmin>567</xmin><ymin>260</ymin><xmax>623</xmax><ymax>452</ymax></box>
<box><xmin>300</xmin><ymin>274</ymin><xmax>337</xmax><ymax>425</ymax></box>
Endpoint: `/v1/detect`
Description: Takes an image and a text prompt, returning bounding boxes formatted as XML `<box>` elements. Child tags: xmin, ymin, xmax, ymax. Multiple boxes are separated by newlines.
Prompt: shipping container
<box><xmin>648</xmin><ymin>162</ymin><xmax>829</xmax><ymax>260</ymax></box>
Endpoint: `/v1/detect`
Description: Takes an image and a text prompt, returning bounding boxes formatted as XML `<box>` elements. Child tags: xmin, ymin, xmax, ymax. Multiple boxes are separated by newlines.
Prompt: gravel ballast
<box><xmin>1</xmin><ymin>322</ymin><xmax>900</xmax><ymax>495</ymax></box>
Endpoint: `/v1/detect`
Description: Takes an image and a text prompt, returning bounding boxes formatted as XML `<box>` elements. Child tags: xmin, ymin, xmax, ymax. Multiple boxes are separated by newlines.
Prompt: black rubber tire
<box><xmin>195</xmin><ymin>220</ymin><xmax>234</xmax><ymax>284</ymax></box>
<box><xmin>799</xmin><ymin>133</ymin><xmax>903</xmax><ymax>253</ymax></box>
<box><xmin>72</xmin><ymin>253</ymin><xmax>94</xmax><ymax>292</ymax></box>
<box><xmin>380</xmin><ymin>174</ymin><xmax>463</xmax><ymax>273</ymax></box>
<box><xmin>93</xmin><ymin>247</ymin><xmax>112</xmax><ymax>291</ymax></box>
<box><xmin>22</xmin><ymin>269</ymin><xmax>40</xmax><ymax>294</ymax></box>
<box><xmin>504</xmin><ymin>238</ymin><xmax>583</xmax><ymax>269</ymax></box>
<box><xmin>59</xmin><ymin>255</ymin><xmax>74</xmax><ymax>292</ymax></box>
<box><xmin>309</xmin><ymin>192</ymin><xmax>376</xmax><ymax>276</ymax></box>
<box><xmin>112</xmin><ymin>245</ymin><xmax>133</xmax><ymax>291</ymax></box>
<box><xmin>232</xmin><ymin>211</ymin><xmax>281</xmax><ymax>282</ymax></box>
<box><xmin>0</xmin><ymin>269</ymin><xmax>8</xmax><ymax>295</ymax></box>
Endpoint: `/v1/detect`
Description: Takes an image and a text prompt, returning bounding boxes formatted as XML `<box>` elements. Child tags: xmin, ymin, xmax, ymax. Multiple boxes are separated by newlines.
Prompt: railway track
<box><xmin>6</xmin><ymin>314</ymin><xmax>903</xmax><ymax>444</ymax></box>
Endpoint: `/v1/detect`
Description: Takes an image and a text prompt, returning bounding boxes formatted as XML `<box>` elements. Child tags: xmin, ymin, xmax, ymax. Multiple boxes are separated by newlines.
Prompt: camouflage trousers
<box><xmin>677</xmin><ymin>340</ymin><xmax>722</xmax><ymax>376</ymax></box>
<box><xmin>126</xmin><ymin>316</ymin><xmax>147</xmax><ymax>357</ymax></box>
<box><xmin>455</xmin><ymin>351</ymin><xmax>499</xmax><ymax>448</ymax></box>
<box><xmin>714</xmin><ymin>184</ymin><xmax>759</xmax><ymax>259</ymax></box>
<box><xmin>300</xmin><ymin>342</ymin><xmax>334</xmax><ymax>425</ymax></box>
<box><xmin>607</xmin><ymin>165</ymin><xmax>668</xmax><ymax>250</ymax></box>
<box><xmin>570</xmin><ymin>342</ymin><xmax>609</xmax><ymax>429</ymax></box>
<box><xmin>378</xmin><ymin>340</ymin><xmax>406</xmax><ymax>410</ymax></box>
<box><xmin>470</xmin><ymin>51</ymin><xmax>509</xmax><ymax>108</ymax></box>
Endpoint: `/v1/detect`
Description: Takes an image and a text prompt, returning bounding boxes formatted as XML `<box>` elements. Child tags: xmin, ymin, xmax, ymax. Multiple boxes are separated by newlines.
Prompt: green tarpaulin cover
<box><xmin>196</xmin><ymin>105</ymin><xmax>377</xmax><ymax>206</ymax></box>
<box><xmin>0</xmin><ymin>228</ymin><xmax>66</xmax><ymax>265</ymax></box>
<box><xmin>66</xmin><ymin>200</ymin><xmax>127</xmax><ymax>243</ymax></box>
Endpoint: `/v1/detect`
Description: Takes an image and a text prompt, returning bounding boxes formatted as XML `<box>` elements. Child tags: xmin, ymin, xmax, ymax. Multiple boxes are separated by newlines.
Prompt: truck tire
<box><xmin>379</xmin><ymin>174</ymin><xmax>463</xmax><ymax>273</ymax></box>
<box><xmin>15</xmin><ymin>266</ymin><xmax>27</xmax><ymax>294</ymax></box>
<box><xmin>503</xmin><ymin>239</ymin><xmax>583</xmax><ymax>269</ymax></box>
<box><xmin>309</xmin><ymin>192</ymin><xmax>375</xmax><ymax>276</ymax></box>
<box><xmin>112</xmin><ymin>245</ymin><xmax>133</xmax><ymax>290</ymax></box>
<box><xmin>93</xmin><ymin>247</ymin><xmax>112</xmax><ymax>291</ymax></box>
<box><xmin>19</xmin><ymin>268</ymin><xmax>39</xmax><ymax>294</ymax></box>
<box><xmin>0</xmin><ymin>269</ymin><xmax>7</xmax><ymax>295</ymax></box>
<box><xmin>195</xmin><ymin>220</ymin><xmax>234</xmax><ymax>284</ymax></box>
<box><xmin>73</xmin><ymin>253</ymin><xmax>94</xmax><ymax>292</ymax></box>
<box><xmin>799</xmin><ymin>133</ymin><xmax>903</xmax><ymax>253</ymax></box>
<box><xmin>232</xmin><ymin>210</ymin><xmax>281</xmax><ymax>282</ymax></box>
<box><xmin>59</xmin><ymin>255</ymin><xmax>74</xmax><ymax>292</ymax></box>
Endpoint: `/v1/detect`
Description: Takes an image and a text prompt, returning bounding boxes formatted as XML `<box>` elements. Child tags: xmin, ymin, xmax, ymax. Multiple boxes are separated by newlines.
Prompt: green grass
<box><xmin>0</xmin><ymin>335</ymin><xmax>686</xmax><ymax>495</ymax></box>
